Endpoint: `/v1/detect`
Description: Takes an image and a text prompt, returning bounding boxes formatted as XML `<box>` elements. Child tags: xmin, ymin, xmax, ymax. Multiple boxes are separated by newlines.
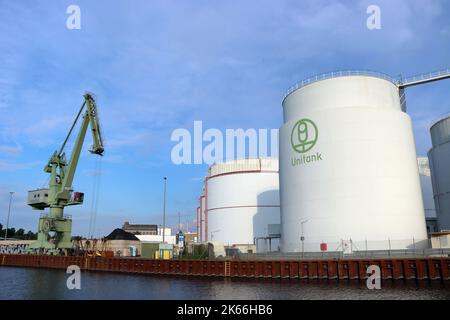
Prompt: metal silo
<box><xmin>205</xmin><ymin>158</ymin><xmax>280</xmax><ymax>252</ymax></box>
<box><xmin>280</xmin><ymin>71</ymin><xmax>428</xmax><ymax>253</ymax></box>
<box><xmin>428</xmin><ymin>114</ymin><xmax>450</xmax><ymax>231</ymax></box>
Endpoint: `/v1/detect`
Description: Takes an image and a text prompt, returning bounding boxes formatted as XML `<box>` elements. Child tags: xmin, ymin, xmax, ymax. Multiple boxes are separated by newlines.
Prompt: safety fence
<box><xmin>1</xmin><ymin>254</ymin><xmax>450</xmax><ymax>281</ymax></box>
<box><xmin>239</xmin><ymin>249</ymin><xmax>450</xmax><ymax>261</ymax></box>
<box><xmin>256</xmin><ymin>238</ymin><xmax>449</xmax><ymax>259</ymax></box>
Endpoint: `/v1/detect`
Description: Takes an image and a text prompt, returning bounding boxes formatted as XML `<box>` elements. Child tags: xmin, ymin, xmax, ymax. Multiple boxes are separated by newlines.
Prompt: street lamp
<box><xmin>162</xmin><ymin>177</ymin><xmax>167</xmax><ymax>244</ymax></box>
<box><xmin>4</xmin><ymin>192</ymin><xmax>14</xmax><ymax>240</ymax></box>
<box><xmin>300</xmin><ymin>219</ymin><xmax>309</xmax><ymax>258</ymax></box>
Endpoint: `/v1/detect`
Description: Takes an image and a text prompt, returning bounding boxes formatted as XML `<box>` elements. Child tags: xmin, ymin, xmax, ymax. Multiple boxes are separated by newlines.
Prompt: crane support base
<box><xmin>27</xmin><ymin>217</ymin><xmax>73</xmax><ymax>255</ymax></box>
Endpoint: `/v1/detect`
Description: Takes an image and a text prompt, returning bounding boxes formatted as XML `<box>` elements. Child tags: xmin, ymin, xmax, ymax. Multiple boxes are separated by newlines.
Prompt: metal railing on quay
<box><xmin>231</xmin><ymin>248</ymin><xmax>450</xmax><ymax>261</ymax></box>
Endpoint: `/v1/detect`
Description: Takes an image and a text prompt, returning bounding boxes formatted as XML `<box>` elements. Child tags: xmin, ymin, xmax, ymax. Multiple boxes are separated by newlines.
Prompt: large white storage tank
<box><xmin>279</xmin><ymin>72</ymin><xmax>428</xmax><ymax>252</ymax></box>
<box><xmin>206</xmin><ymin>158</ymin><xmax>280</xmax><ymax>252</ymax></box>
<box><xmin>428</xmin><ymin>114</ymin><xmax>450</xmax><ymax>231</ymax></box>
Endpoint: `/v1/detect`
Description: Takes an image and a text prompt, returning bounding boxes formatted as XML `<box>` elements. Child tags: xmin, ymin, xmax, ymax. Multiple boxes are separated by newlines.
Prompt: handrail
<box><xmin>282</xmin><ymin>70</ymin><xmax>398</xmax><ymax>102</ymax></box>
<box><xmin>39</xmin><ymin>213</ymin><xmax>72</xmax><ymax>219</ymax></box>
<box><xmin>401</xmin><ymin>68</ymin><xmax>450</xmax><ymax>87</ymax></box>
<box><xmin>283</xmin><ymin>68</ymin><xmax>450</xmax><ymax>102</ymax></box>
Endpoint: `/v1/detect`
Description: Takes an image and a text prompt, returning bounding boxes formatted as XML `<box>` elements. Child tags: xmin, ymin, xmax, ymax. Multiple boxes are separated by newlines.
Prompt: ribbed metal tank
<box><xmin>428</xmin><ymin>114</ymin><xmax>450</xmax><ymax>230</ymax></box>
<box><xmin>205</xmin><ymin>158</ymin><xmax>280</xmax><ymax>252</ymax></box>
<box><xmin>279</xmin><ymin>72</ymin><xmax>428</xmax><ymax>252</ymax></box>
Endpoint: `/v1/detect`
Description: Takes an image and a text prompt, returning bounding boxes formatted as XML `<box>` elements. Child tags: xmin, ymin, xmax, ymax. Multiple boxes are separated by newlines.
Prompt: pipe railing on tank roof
<box><xmin>282</xmin><ymin>70</ymin><xmax>398</xmax><ymax>102</ymax></box>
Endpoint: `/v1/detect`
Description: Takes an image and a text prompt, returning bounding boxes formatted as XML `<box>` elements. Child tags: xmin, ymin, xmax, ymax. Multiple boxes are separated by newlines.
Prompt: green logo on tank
<box><xmin>291</xmin><ymin>118</ymin><xmax>318</xmax><ymax>153</ymax></box>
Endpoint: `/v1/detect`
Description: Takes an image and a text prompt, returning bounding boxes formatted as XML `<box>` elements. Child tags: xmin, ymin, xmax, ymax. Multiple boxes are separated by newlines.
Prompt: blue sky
<box><xmin>0</xmin><ymin>0</ymin><xmax>449</xmax><ymax>237</ymax></box>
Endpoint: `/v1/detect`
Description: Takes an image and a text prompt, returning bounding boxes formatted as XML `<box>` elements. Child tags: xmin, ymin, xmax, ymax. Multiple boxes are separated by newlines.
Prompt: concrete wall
<box><xmin>78</xmin><ymin>239</ymin><xmax>141</xmax><ymax>257</ymax></box>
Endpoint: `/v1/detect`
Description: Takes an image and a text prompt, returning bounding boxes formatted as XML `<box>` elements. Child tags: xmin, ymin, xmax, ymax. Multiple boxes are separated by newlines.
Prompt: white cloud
<box><xmin>0</xmin><ymin>160</ymin><xmax>42</xmax><ymax>172</ymax></box>
<box><xmin>0</xmin><ymin>144</ymin><xmax>22</xmax><ymax>156</ymax></box>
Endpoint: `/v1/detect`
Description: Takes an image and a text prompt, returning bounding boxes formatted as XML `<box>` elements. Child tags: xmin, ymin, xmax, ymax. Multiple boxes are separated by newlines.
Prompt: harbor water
<box><xmin>1</xmin><ymin>266</ymin><xmax>450</xmax><ymax>300</ymax></box>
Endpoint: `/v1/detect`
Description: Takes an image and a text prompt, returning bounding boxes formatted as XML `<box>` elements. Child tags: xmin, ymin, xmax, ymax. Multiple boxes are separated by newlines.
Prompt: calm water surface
<box><xmin>1</xmin><ymin>266</ymin><xmax>449</xmax><ymax>300</ymax></box>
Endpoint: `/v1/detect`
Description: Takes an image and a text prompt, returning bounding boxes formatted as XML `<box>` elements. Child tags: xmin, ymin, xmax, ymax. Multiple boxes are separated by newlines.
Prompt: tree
<box><xmin>26</xmin><ymin>231</ymin><xmax>37</xmax><ymax>240</ymax></box>
<box><xmin>0</xmin><ymin>225</ymin><xmax>38</xmax><ymax>240</ymax></box>
<box><xmin>16</xmin><ymin>228</ymin><xmax>25</xmax><ymax>240</ymax></box>
<box><xmin>7</xmin><ymin>228</ymin><xmax>15</xmax><ymax>239</ymax></box>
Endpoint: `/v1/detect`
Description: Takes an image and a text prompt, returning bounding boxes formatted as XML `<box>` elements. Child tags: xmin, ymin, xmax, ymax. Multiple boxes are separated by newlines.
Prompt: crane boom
<box><xmin>59</xmin><ymin>93</ymin><xmax>104</xmax><ymax>202</ymax></box>
<box><xmin>28</xmin><ymin>93</ymin><xmax>105</xmax><ymax>255</ymax></box>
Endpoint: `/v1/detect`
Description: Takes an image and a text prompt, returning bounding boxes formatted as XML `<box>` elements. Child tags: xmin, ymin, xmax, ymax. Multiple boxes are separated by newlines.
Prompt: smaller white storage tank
<box><xmin>417</xmin><ymin>157</ymin><xmax>437</xmax><ymax>219</ymax></box>
<box><xmin>199</xmin><ymin>195</ymin><xmax>206</xmax><ymax>241</ymax></box>
<box><xmin>418</xmin><ymin>157</ymin><xmax>438</xmax><ymax>234</ymax></box>
<box><xmin>205</xmin><ymin>158</ymin><xmax>280</xmax><ymax>252</ymax></box>
<box><xmin>428</xmin><ymin>114</ymin><xmax>450</xmax><ymax>231</ymax></box>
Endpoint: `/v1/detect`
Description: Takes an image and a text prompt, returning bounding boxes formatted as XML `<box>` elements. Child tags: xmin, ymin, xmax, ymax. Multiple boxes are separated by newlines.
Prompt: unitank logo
<box><xmin>290</xmin><ymin>118</ymin><xmax>318</xmax><ymax>153</ymax></box>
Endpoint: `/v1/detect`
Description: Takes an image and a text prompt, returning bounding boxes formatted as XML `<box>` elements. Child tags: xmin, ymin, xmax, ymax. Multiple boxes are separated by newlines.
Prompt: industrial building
<box><xmin>196</xmin><ymin>158</ymin><xmax>280</xmax><ymax>253</ymax></box>
<box><xmin>428</xmin><ymin>114</ymin><xmax>450</xmax><ymax>231</ymax></box>
<box><xmin>279</xmin><ymin>72</ymin><xmax>428</xmax><ymax>252</ymax></box>
<box><xmin>134</xmin><ymin>227</ymin><xmax>176</xmax><ymax>245</ymax></box>
<box><xmin>122</xmin><ymin>222</ymin><xmax>158</xmax><ymax>235</ymax></box>
<box><xmin>183</xmin><ymin>232</ymin><xmax>198</xmax><ymax>244</ymax></box>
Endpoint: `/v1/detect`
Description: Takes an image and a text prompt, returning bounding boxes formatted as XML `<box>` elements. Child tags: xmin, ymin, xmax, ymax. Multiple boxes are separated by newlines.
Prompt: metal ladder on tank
<box><xmin>224</xmin><ymin>261</ymin><xmax>231</xmax><ymax>277</ymax></box>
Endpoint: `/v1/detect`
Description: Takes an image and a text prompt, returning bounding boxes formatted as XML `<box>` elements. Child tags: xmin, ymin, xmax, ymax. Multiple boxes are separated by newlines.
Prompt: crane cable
<box><xmin>88</xmin><ymin>158</ymin><xmax>99</xmax><ymax>238</ymax></box>
<box><xmin>41</xmin><ymin>175</ymin><xmax>50</xmax><ymax>189</ymax></box>
<box><xmin>92</xmin><ymin>157</ymin><xmax>102</xmax><ymax>238</ymax></box>
<box><xmin>88</xmin><ymin>157</ymin><xmax>102</xmax><ymax>238</ymax></box>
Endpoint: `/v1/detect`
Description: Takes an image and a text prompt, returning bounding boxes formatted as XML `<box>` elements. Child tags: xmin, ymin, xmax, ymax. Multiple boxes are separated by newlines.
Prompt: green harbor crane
<box><xmin>27</xmin><ymin>93</ymin><xmax>104</xmax><ymax>255</ymax></box>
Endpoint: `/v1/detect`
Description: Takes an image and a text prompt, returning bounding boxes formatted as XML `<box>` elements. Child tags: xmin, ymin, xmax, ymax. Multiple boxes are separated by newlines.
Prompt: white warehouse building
<box><xmin>197</xmin><ymin>158</ymin><xmax>281</xmax><ymax>253</ymax></box>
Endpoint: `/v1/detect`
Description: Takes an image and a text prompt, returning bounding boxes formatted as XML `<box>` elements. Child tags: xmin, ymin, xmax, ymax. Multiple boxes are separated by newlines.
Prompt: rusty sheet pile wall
<box><xmin>1</xmin><ymin>254</ymin><xmax>449</xmax><ymax>281</ymax></box>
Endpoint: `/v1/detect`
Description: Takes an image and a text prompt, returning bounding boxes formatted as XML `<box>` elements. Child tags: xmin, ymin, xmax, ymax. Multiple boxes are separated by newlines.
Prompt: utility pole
<box><xmin>300</xmin><ymin>219</ymin><xmax>309</xmax><ymax>258</ymax></box>
<box><xmin>162</xmin><ymin>177</ymin><xmax>167</xmax><ymax>244</ymax></box>
<box><xmin>4</xmin><ymin>192</ymin><xmax>14</xmax><ymax>240</ymax></box>
<box><xmin>178</xmin><ymin>212</ymin><xmax>181</xmax><ymax>232</ymax></box>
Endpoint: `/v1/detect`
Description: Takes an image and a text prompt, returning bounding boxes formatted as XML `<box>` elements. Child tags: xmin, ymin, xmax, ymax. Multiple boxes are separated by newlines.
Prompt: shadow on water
<box><xmin>1</xmin><ymin>267</ymin><xmax>449</xmax><ymax>300</ymax></box>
